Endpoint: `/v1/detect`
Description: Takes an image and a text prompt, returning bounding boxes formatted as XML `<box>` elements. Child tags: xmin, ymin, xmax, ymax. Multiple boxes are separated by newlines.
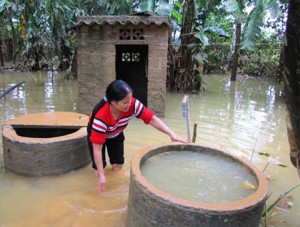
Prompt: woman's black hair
<box><xmin>87</xmin><ymin>80</ymin><xmax>132</xmax><ymax>134</ymax></box>
<box><xmin>106</xmin><ymin>80</ymin><xmax>132</xmax><ymax>102</ymax></box>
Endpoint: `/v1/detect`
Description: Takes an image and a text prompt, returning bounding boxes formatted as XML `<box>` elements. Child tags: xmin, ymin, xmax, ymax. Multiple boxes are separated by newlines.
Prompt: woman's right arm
<box><xmin>92</xmin><ymin>143</ymin><xmax>106</xmax><ymax>193</ymax></box>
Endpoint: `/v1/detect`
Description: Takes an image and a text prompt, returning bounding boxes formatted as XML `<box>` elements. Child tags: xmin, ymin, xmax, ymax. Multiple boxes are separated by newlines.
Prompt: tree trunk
<box><xmin>172</xmin><ymin>0</ymin><xmax>195</xmax><ymax>92</ymax></box>
<box><xmin>0</xmin><ymin>29</ymin><xmax>4</xmax><ymax>67</ymax></box>
<box><xmin>8</xmin><ymin>8</ymin><xmax>17</xmax><ymax>64</ymax></box>
<box><xmin>284</xmin><ymin>0</ymin><xmax>300</xmax><ymax>172</ymax></box>
<box><xmin>230</xmin><ymin>23</ymin><xmax>241</xmax><ymax>81</ymax></box>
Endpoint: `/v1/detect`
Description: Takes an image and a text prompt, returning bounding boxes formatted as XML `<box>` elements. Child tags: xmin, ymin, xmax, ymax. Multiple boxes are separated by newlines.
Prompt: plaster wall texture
<box><xmin>77</xmin><ymin>16</ymin><xmax>170</xmax><ymax>117</ymax></box>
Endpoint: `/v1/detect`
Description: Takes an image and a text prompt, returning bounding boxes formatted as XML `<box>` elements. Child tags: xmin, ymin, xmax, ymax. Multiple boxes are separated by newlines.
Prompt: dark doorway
<box><xmin>116</xmin><ymin>45</ymin><xmax>148</xmax><ymax>106</ymax></box>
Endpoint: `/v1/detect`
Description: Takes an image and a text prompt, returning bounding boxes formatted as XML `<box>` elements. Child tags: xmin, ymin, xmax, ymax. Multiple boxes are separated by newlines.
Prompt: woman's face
<box><xmin>111</xmin><ymin>92</ymin><xmax>132</xmax><ymax>112</ymax></box>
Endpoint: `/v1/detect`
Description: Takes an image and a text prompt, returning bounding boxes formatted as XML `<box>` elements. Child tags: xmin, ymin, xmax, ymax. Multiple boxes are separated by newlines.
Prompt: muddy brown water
<box><xmin>0</xmin><ymin>71</ymin><xmax>299</xmax><ymax>227</ymax></box>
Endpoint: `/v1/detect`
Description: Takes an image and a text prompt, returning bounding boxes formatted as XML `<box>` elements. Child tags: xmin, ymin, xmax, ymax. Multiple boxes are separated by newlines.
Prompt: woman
<box><xmin>87</xmin><ymin>80</ymin><xmax>190</xmax><ymax>192</ymax></box>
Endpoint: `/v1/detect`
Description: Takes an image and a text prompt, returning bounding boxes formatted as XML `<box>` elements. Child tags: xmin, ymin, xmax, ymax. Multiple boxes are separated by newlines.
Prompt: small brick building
<box><xmin>76</xmin><ymin>12</ymin><xmax>171</xmax><ymax>117</ymax></box>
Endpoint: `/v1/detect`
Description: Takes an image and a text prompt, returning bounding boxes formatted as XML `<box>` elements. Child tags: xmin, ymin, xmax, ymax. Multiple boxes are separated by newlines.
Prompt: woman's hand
<box><xmin>170</xmin><ymin>134</ymin><xmax>191</xmax><ymax>144</ymax></box>
<box><xmin>92</xmin><ymin>143</ymin><xmax>106</xmax><ymax>193</ymax></box>
<box><xmin>98</xmin><ymin>173</ymin><xmax>106</xmax><ymax>193</ymax></box>
<box><xmin>149</xmin><ymin>116</ymin><xmax>191</xmax><ymax>144</ymax></box>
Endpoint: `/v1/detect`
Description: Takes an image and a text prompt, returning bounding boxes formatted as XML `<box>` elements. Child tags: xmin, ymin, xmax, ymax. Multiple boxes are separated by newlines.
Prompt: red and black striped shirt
<box><xmin>89</xmin><ymin>98</ymin><xmax>154</xmax><ymax>144</ymax></box>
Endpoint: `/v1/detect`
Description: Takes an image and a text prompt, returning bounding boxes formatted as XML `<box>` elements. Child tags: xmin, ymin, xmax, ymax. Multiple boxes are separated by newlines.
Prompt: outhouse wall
<box><xmin>77</xmin><ymin>18</ymin><xmax>169</xmax><ymax>117</ymax></box>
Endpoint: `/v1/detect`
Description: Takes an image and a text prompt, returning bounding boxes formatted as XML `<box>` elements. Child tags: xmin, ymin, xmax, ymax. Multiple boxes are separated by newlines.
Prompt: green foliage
<box><xmin>239</xmin><ymin>0</ymin><xmax>281</xmax><ymax>51</ymax></box>
<box><xmin>239</xmin><ymin>37</ymin><xmax>281</xmax><ymax>79</ymax></box>
<box><xmin>186</xmin><ymin>14</ymin><xmax>231</xmax><ymax>86</ymax></box>
<box><xmin>138</xmin><ymin>0</ymin><xmax>173</xmax><ymax>16</ymax></box>
<box><xmin>250</xmin><ymin>146</ymin><xmax>299</xmax><ymax>226</ymax></box>
<box><xmin>262</xmin><ymin>183</ymin><xmax>300</xmax><ymax>226</ymax></box>
<box><xmin>204</xmin><ymin>43</ymin><xmax>229</xmax><ymax>74</ymax></box>
<box><xmin>170</xmin><ymin>0</ymin><xmax>183</xmax><ymax>44</ymax></box>
<box><xmin>202</xmin><ymin>12</ymin><xmax>233</xmax><ymax>74</ymax></box>
<box><xmin>155</xmin><ymin>0</ymin><xmax>173</xmax><ymax>16</ymax></box>
<box><xmin>138</xmin><ymin>0</ymin><xmax>155</xmax><ymax>12</ymax></box>
<box><xmin>0</xmin><ymin>0</ymin><xmax>288</xmax><ymax>85</ymax></box>
<box><xmin>171</xmin><ymin>1</ymin><xmax>183</xmax><ymax>25</ymax></box>
<box><xmin>0</xmin><ymin>0</ymin><xmax>89</xmax><ymax>70</ymax></box>
<box><xmin>225</xmin><ymin>0</ymin><xmax>246</xmax><ymax>24</ymax></box>
<box><xmin>107</xmin><ymin>0</ymin><xmax>131</xmax><ymax>15</ymax></box>
<box><xmin>242</xmin><ymin>0</ymin><xmax>266</xmax><ymax>51</ymax></box>
<box><xmin>225</xmin><ymin>0</ymin><xmax>281</xmax><ymax>52</ymax></box>
<box><xmin>0</xmin><ymin>1</ymin><xmax>22</xmax><ymax>39</ymax></box>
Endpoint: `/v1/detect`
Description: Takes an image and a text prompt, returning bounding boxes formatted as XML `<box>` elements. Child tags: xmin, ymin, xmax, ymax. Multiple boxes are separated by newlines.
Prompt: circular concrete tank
<box><xmin>127</xmin><ymin>144</ymin><xmax>269</xmax><ymax>227</ymax></box>
<box><xmin>2</xmin><ymin>112</ymin><xmax>91</xmax><ymax>176</ymax></box>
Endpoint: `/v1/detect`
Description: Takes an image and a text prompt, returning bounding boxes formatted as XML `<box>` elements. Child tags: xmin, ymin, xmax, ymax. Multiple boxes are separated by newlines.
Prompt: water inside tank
<box><xmin>141</xmin><ymin>151</ymin><xmax>258</xmax><ymax>203</ymax></box>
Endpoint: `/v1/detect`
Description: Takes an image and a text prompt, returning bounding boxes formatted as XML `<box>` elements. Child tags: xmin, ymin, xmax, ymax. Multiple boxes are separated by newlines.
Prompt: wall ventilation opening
<box><xmin>119</xmin><ymin>28</ymin><xmax>144</xmax><ymax>40</ymax></box>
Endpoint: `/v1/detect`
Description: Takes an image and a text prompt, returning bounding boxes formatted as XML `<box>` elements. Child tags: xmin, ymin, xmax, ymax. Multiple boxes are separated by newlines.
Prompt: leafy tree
<box><xmin>0</xmin><ymin>0</ymin><xmax>87</xmax><ymax>70</ymax></box>
<box><xmin>0</xmin><ymin>0</ymin><xmax>289</xmax><ymax>93</ymax></box>
<box><xmin>238</xmin><ymin>34</ymin><xmax>282</xmax><ymax>79</ymax></box>
<box><xmin>170</xmin><ymin>0</ymin><xmax>225</xmax><ymax>91</ymax></box>
<box><xmin>226</xmin><ymin>0</ymin><xmax>283</xmax><ymax>81</ymax></box>
<box><xmin>21</xmin><ymin>0</ymin><xmax>87</xmax><ymax>70</ymax></box>
<box><xmin>202</xmin><ymin>11</ymin><xmax>232</xmax><ymax>74</ymax></box>
<box><xmin>0</xmin><ymin>0</ymin><xmax>22</xmax><ymax>64</ymax></box>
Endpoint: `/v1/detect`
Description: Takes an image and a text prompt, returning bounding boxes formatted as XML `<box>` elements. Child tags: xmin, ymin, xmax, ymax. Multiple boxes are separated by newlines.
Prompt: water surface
<box><xmin>0</xmin><ymin>72</ymin><xmax>299</xmax><ymax>227</ymax></box>
<box><xmin>141</xmin><ymin>150</ymin><xmax>258</xmax><ymax>203</ymax></box>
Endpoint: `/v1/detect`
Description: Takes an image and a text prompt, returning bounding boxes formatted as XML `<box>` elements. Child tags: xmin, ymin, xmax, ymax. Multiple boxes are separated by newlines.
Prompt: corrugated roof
<box><xmin>76</xmin><ymin>11</ymin><xmax>171</xmax><ymax>27</ymax></box>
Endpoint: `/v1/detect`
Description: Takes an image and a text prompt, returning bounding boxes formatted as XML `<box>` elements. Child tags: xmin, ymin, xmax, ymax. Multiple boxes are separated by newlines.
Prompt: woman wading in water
<box><xmin>87</xmin><ymin>80</ymin><xmax>190</xmax><ymax>192</ymax></box>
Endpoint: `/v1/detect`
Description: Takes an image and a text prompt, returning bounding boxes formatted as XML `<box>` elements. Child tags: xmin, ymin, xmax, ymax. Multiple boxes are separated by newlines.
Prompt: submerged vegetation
<box><xmin>250</xmin><ymin>147</ymin><xmax>300</xmax><ymax>226</ymax></box>
<box><xmin>0</xmin><ymin>0</ymin><xmax>288</xmax><ymax>91</ymax></box>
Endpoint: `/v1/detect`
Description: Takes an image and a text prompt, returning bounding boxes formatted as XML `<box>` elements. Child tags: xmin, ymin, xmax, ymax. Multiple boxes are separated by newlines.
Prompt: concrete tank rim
<box><xmin>130</xmin><ymin>143</ymin><xmax>269</xmax><ymax>213</ymax></box>
<box><xmin>2</xmin><ymin>124</ymin><xmax>87</xmax><ymax>143</ymax></box>
<box><xmin>2</xmin><ymin>112</ymin><xmax>91</xmax><ymax>177</ymax></box>
<box><xmin>1</xmin><ymin>111</ymin><xmax>89</xmax><ymax>143</ymax></box>
<box><xmin>2</xmin><ymin>111</ymin><xmax>89</xmax><ymax>127</ymax></box>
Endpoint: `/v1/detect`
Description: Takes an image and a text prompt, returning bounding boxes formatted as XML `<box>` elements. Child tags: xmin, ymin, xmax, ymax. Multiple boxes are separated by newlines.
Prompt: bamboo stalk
<box><xmin>0</xmin><ymin>81</ymin><xmax>25</xmax><ymax>99</ymax></box>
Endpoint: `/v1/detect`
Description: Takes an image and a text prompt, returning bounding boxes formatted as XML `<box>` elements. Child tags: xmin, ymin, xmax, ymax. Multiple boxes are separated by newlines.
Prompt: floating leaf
<box><xmin>258</xmin><ymin>152</ymin><xmax>270</xmax><ymax>157</ymax></box>
<box><xmin>242</xmin><ymin>180</ymin><xmax>256</xmax><ymax>190</ymax></box>
<box><xmin>267</xmin><ymin>157</ymin><xmax>287</xmax><ymax>168</ymax></box>
<box><xmin>275</xmin><ymin>196</ymin><xmax>294</xmax><ymax>211</ymax></box>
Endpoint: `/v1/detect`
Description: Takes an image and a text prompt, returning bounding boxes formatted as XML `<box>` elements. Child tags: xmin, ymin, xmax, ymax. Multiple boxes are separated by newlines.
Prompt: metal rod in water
<box><xmin>192</xmin><ymin>123</ymin><xmax>197</xmax><ymax>143</ymax></box>
<box><xmin>182</xmin><ymin>95</ymin><xmax>191</xmax><ymax>140</ymax></box>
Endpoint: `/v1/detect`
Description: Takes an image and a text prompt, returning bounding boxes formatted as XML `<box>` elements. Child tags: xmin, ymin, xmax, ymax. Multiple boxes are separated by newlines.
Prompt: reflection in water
<box><xmin>0</xmin><ymin>72</ymin><xmax>299</xmax><ymax>226</ymax></box>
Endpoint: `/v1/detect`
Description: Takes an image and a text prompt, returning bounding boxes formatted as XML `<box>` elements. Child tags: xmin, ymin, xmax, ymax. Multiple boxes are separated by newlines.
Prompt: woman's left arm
<box><xmin>149</xmin><ymin>115</ymin><xmax>190</xmax><ymax>143</ymax></box>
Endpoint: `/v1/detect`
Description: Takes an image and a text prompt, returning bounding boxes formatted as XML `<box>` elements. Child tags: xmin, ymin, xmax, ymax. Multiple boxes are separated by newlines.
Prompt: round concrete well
<box><xmin>127</xmin><ymin>143</ymin><xmax>268</xmax><ymax>227</ymax></box>
<box><xmin>2</xmin><ymin>112</ymin><xmax>91</xmax><ymax>176</ymax></box>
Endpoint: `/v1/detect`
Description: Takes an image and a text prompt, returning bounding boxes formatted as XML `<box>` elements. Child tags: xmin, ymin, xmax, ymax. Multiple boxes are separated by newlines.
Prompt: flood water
<box><xmin>0</xmin><ymin>71</ymin><xmax>299</xmax><ymax>227</ymax></box>
<box><xmin>141</xmin><ymin>151</ymin><xmax>258</xmax><ymax>203</ymax></box>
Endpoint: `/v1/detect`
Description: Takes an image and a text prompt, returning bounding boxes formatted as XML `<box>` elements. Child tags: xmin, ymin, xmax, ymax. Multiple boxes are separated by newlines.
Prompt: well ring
<box><xmin>2</xmin><ymin>112</ymin><xmax>91</xmax><ymax>176</ymax></box>
<box><xmin>127</xmin><ymin>143</ymin><xmax>269</xmax><ymax>227</ymax></box>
